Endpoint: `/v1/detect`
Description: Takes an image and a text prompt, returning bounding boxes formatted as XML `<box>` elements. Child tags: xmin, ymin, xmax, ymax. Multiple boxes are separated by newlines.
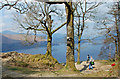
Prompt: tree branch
<box><xmin>46</xmin><ymin>2</ymin><xmax>65</xmax><ymax>4</ymax></box>
<box><xmin>48</xmin><ymin>10</ymin><xmax>62</xmax><ymax>16</ymax></box>
<box><xmin>79</xmin><ymin>2</ymin><xmax>84</xmax><ymax>14</ymax></box>
<box><xmin>52</xmin><ymin>21</ymin><xmax>67</xmax><ymax>34</ymax></box>
<box><xmin>0</xmin><ymin>0</ymin><xmax>19</xmax><ymax>10</ymax></box>
<box><xmin>86</xmin><ymin>2</ymin><xmax>102</xmax><ymax>13</ymax></box>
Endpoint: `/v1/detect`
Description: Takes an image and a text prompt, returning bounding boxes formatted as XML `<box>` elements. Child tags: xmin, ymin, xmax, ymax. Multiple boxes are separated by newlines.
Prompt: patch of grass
<box><xmin>56</xmin><ymin>67</ymin><xmax>80</xmax><ymax>76</ymax></box>
<box><xmin>5</xmin><ymin>65</ymin><xmax>39</xmax><ymax>74</ymax></box>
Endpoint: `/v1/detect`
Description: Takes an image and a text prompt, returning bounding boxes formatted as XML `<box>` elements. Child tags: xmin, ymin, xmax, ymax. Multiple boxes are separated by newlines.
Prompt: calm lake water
<box><xmin>11</xmin><ymin>42</ymin><xmax>107</xmax><ymax>63</ymax></box>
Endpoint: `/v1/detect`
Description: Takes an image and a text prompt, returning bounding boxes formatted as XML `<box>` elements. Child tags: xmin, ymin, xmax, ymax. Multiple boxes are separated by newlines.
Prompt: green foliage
<box><xmin>77</xmin><ymin>61</ymin><xmax>80</xmax><ymax>64</ymax></box>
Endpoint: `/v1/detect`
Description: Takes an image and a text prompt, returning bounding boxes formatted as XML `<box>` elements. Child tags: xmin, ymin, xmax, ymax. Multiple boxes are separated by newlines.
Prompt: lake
<box><xmin>10</xmin><ymin>42</ymin><xmax>110</xmax><ymax>63</ymax></box>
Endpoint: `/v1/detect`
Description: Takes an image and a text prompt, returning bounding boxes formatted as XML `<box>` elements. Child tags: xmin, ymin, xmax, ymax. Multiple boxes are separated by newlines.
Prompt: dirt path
<box><xmin>75</xmin><ymin>61</ymin><xmax>112</xmax><ymax>74</ymax></box>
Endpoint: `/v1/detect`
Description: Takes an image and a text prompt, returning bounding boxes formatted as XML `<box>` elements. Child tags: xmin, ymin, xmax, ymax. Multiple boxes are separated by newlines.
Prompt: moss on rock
<box><xmin>3</xmin><ymin>52</ymin><xmax>63</xmax><ymax>71</ymax></box>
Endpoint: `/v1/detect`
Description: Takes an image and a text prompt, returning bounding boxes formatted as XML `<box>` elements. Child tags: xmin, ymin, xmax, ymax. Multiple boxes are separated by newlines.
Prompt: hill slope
<box><xmin>1</xmin><ymin>33</ymin><xmax>47</xmax><ymax>52</ymax></box>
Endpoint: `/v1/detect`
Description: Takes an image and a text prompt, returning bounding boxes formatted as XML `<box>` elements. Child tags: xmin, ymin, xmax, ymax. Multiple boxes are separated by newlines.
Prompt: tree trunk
<box><xmin>117</xmin><ymin>2</ymin><xmax>120</xmax><ymax>75</ymax></box>
<box><xmin>65</xmin><ymin>2</ymin><xmax>76</xmax><ymax>71</ymax></box>
<box><xmin>115</xmin><ymin>11</ymin><xmax>120</xmax><ymax>60</ymax></box>
<box><xmin>77</xmin><ymin>17</ymin><xmax>80</xmax><ymax>64</ymax></box>
<box><xmin>118</xmin><ymin>2</ymin><xmax>120</xmax><ymax>60</ymax></box>
<box><xmin>109</xmin><ymin>46</ymin><xmax>111</xmax><ymax>60</ymax></box>
<box><xmin>46</xmin><ymin>35</ymin><xmax>52</xmax><ymax>56</ymax></box>
<box><xmin>46</xmin><ymin>15</ymin><xmax>53</xmax><ymax>56</ymax></box>
<box><xmin>77</xmin><ymin>37</ymin><xmax>80</xmax><ymax>64</ymax></box>
<box><xmin>77</xmin><ymin>13</ymin><xmax>85</xmax><ymax>64</ymax></box>
<box><xmin>115</xmin><ymin>40</ymin><xmax>118</xmax><ymax>61</ymax></box>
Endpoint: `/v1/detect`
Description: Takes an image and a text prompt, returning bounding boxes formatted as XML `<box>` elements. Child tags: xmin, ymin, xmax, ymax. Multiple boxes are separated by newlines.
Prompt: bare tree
<box><xmin>0</xmin><ymin>0</ymin><xmax>29</xmax><ymax>14</ymax></box>
<box><xmin>46</xmin><ymin>1</ymin><xmax>76</xmax><ymax>71</ymax></box>
<box><xmin>1</xmin><ymin>0</ymin><xmax>77</xmax><ymax>71</ymax></box>
<box><xmin>74</xmin><ymin>0</ymin><xmax>102</xmax><ymax>64</ymax></box>
<box><xmin>117</xmin><ymin>1</ymin><xmax>120</xmax><ymax>61</ymax></box>
<box><xmin>14</xmin><ymin>2</ymin><xmax>67</xmax><ymax>57</ymax></box>
<box><xmin>118</xmin><ymin>1</ymin><xmax>120</xmax><ymax>75</ymax></box>
<box><xmin>96</xmin><ymin>2</ymin><xmax>120</xmax><ymax>61</ymax></box>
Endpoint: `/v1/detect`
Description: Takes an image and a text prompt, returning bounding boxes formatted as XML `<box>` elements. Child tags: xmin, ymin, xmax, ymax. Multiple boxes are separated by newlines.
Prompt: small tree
<box><xmin>74</xmin><ymin>0</ymin><xmax>102</xmax><ymax>64</ymax></box>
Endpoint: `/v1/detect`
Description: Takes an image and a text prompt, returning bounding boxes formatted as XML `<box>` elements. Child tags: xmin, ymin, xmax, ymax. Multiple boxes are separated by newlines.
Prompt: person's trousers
<box><xmin>89</xmin><ymin>64</ymin><xmax>93</xmax><ymax>69</ymax></box>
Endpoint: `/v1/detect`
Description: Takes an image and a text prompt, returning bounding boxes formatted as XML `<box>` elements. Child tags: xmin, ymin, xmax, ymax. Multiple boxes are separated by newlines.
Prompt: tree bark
<box><xmin>46</xmin><ymin>15</ymin><xmax>53</xmax><ymax>56</ymax></box>
<box><xmin>77</xmin><ymin>17</ymin><xmax>80</xmax><ymax>64</ymax></box>
<box><xmin>77</xmin><ymin>37</ymin><xmax>80</xmax><ymax>64</ymax></box>
<box><xmin>65</xmin><ymin>2</ymin><xmax>76</xmax><ymax>71</ymax></box>
<box><xmin>46</xmin><ymin>35</ymin><xmax>52</xmax><ymax>56</ymax></box>
<box><xmin>44</xmin><ymin>1</ymin><xmax>77</xmax><ymax>70</ymax></box>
